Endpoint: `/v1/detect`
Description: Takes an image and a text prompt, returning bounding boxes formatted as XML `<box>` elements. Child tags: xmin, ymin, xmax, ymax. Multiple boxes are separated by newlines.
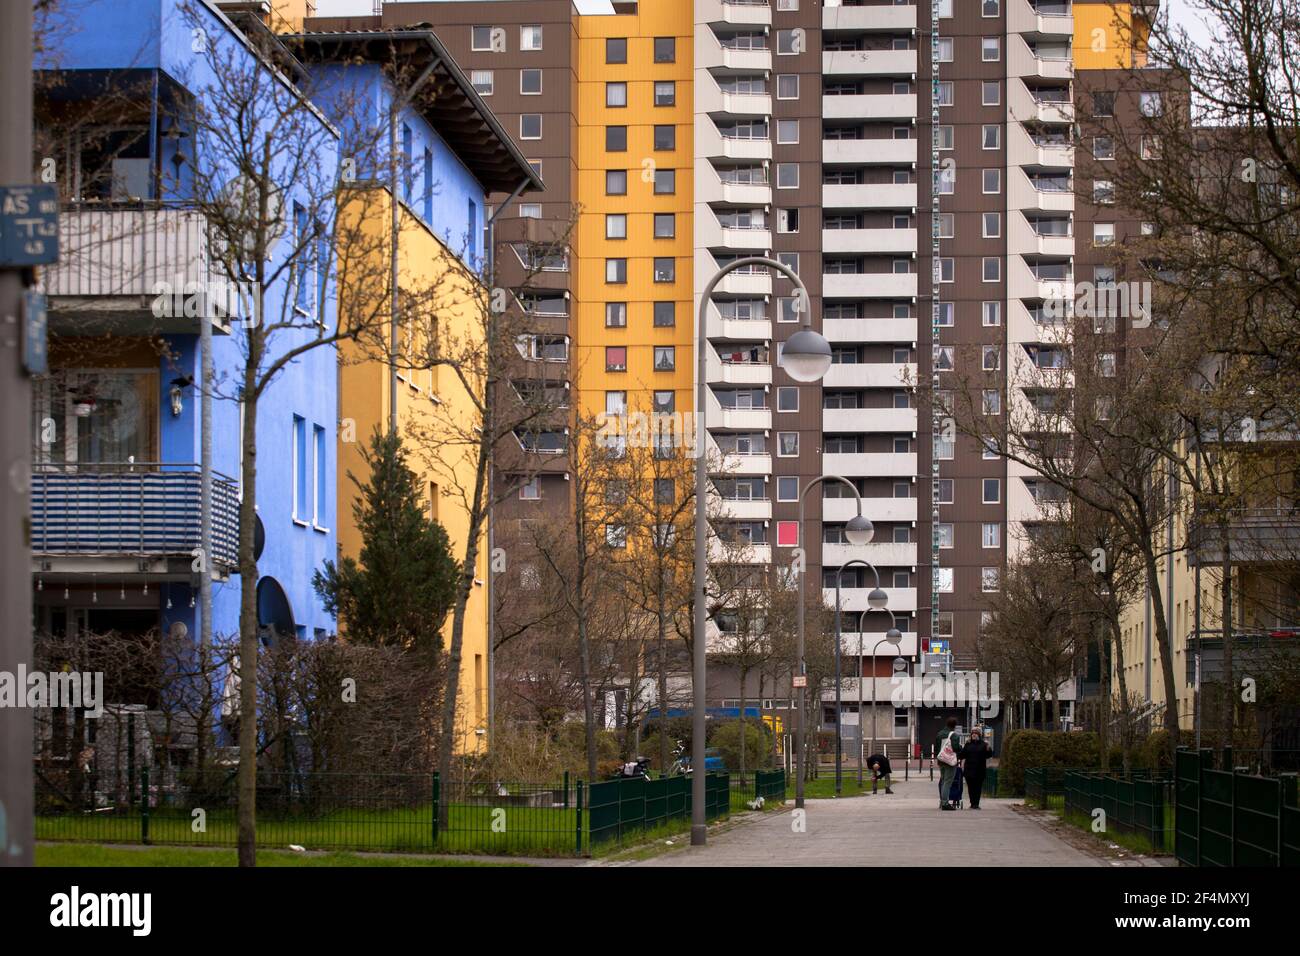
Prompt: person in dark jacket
<box><xmin>866</xmin><ymin>753</ymin><xmax>894</xmax><ymax>794</ymax></box>
<box><xmin>957</xmin><ymin>728</ymin><xmax>993</xmax><ymax>809</ymax></box>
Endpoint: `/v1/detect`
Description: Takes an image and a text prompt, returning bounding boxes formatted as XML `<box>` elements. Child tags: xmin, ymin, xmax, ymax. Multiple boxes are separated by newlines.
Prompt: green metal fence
<box><xmin>1024</xmin><ymin>767</ymin><xmax>1067</xmax><ymax>809</ymax></box>
<box><xmin>1062</xmin><ymin>769</ymin><xmax>1174</xmax><ymax>854</ymax></box>
<box><xmin>588</xmin><ymin>773</ymin><xmax>729</xmax><ymax>848</ymax></box>
<box><xmin>1175</xmin><ymin>748</ymin><xmax>1300</xmax><ymax>867</ymax></box>
<box><xmin>755</xmin><ymin>769</ymin><xmax>787</xmax><ymax>802</ymax></box>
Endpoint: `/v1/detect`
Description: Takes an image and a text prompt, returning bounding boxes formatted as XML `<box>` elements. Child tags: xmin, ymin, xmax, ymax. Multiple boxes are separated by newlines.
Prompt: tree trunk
<box><xmin>656</xmin><ymin>576</ymin><xmax>670</xmax><ymax>774</ymax></box>
<box><xmin>738</xmin><ymin>662</ymin><xmax>748</xmax><ymax>786</ymax></box>
<box><xmin>578</xmin><ymin>603</ymin><xmax>597</xmax><ymax>783</ymax></box>
<box><xmin>1142</xmin><ymin>551</ymin><xmax>1183</xmax><ymax>760</ymax></box>
<box><xmin>1220</xmin><ymin>525</ymin><xmax>1234</xmax><ymax>744</ymax></box>
<box><xmin>236</xmin><ymin>364</ymin><xmax>260</xmax><ymax>868</ymax></box>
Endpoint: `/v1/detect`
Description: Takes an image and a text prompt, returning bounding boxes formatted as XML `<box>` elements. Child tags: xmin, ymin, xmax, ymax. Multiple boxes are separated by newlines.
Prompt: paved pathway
<box><xmin>633</xmin><ymin>774</ymin><xmax>1100</xmax><ymax>867</ymax></box>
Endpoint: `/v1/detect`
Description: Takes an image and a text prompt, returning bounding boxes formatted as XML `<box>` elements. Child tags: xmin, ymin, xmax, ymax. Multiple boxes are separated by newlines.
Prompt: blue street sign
<box><xmin>23</xmin><ymin>290</ymin><xmax>48</xmax><ymax>376</ymax></box>
<box><xmin>0</xmin><ymin>185</ymin><xmax>59</xmax><ymax>267</ymax></box>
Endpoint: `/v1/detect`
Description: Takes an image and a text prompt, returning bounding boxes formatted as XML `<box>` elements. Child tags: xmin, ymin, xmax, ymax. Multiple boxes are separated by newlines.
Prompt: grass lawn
<box><xmin>36</xmin><ymin>843</ymin><xmax>523</xmax><ymax>867</ymax></box>
<box><xmin>799</xmin><ymin>774</ymin><xmax>880</xmax><ymax>799</ymax></box>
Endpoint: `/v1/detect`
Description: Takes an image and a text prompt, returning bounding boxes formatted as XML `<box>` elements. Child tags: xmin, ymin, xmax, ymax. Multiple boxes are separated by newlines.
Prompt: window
<box><xmin>606</xmin><ymin>37</ymin><xmax>627</xmax><ymax>63</ymax></box>
<box><xmin>654</xmin><ymin>36</ymin><xmax>676</xmax><ymax>63</ymax></box>
<box><xmin>939</xmin><ymin>258</ymin><xmax>955</xmax><ymax>282</ymax></box>
<box><xmin>938</xmin><ymin>0</ymin><xmax>954</xmax><ymax>15</ymax></box>
<box><xmin>982</xmin><ymin>301</ymin><xmax>1002</xmax><ymax>326</ymax></box>
<box><xmin>606</xmin><ymin>213</ymin><xmax>627</xmax><ymax>240</ymax></box>
<box><xmin>654</xmin><ymin>81</ymin><xmax>676</xmax><ymax>107</ymax></box>
<box><xmin>937</xmin><ymin>125</ymin><xmax>954</xmax><ymax>150</ymax></box>
<box><xmin>937</xmin><ymin>523</ymin><xmax>954</xmax><ymax>549</ymax></box>
<box><xmin>983</xmin><ymin>212</ymin><xmax>1001</xmax><ymax>237</ymax></box>
<box><xmin>654</xmin><ymin>168</ymin><xmax>676</xmax><ymax>194</ymax></box>
<box><xmin>313</xmin><ymin>424</ymin><xmax>326</xmax><ymax>527</ymax></box>
<box><xmin>520</xmin><ymin>203</ymin><xmax>542</xmax><ymax>220</ymax></box>
<box><xmin>982</xmin><ymin>37</ymin><xmax>1001</xmax><ymax>61</ymax></box>
<box><xmin>654</xmin><ymin>125</ymin><xmax>675</xmax><ymax>151</ymax></box>
<box><xmin>1098</xmin><ymin>352</ymin><xmax>1117</xmax><ymax>377</ymax></box>
<box><xmin>1092</xmin><ymin>91</ymin><xmax>1115</xmax><ymax>117</ymax></box>
<box><xmin>520</xmin><ymin>114</ymin><xmax>542</xmax><ymax>140</ymax></box>
<box><xmin>982</xmin><ymin>125</ymin><xmax>1001</xmax><ymax>149</ymax></box>
<box><xmin>606</xmin><ymin>125</ymin><xmax>627</xmax><ymax>151</ymax></box>
<box><xmin>982</xmin><ymin>257</ymin><xmax>1001</xmax><ymax>282</ymax></box>
<box><xmin>937</xmin><ymin>213</ymin><xmax>955</xmax><ymax>238</ymax></box>
<box><xmin>777</xmin><ymin>208</ymin><xmax>799</xmax><ymax>234</ymax></box>
<box><xmin>605</xmin><ymin>391</ymin><xmax>627</xmax><ymax>416</ymax></box>
<box><xmin>777</xmin><ymin>251</ymin><xmax>799</xmax><ymax>275</ymax></box>
<box><xmin>521</xmin><ymin>69</ymin><xmax>542</xmax><ymax>94</ymax></box>
<box><xmin>937</xmin><ymin>82</ymin><xmax>954</xmax><ymax>107</ymax></box>
<box><xmin>653</xmin><ymin>258</ymin><xmax>675</xmax><ymax>283</ymax></box>
<box><xmin>936</xmin><ymin>346</ymin><xmax>955</xmax><ymax>372</ymax></box>
<box><xmin>982</xmin><ymin>567</ymin><xmax>1000</xmax><ymax>592</ymax></box>
<box><xmin>983</xmin><ymin>346</ymin><xmax>1000</xmax><ymax>371</ymax></box>
<box><xmin>981</xmin><ymin>81</ymin><xmax>1000</xmax><ymax>106</ymax></box>
<box><xmin>654</xmin><ymin>301</ymin><xmax>676</xmax><ymax>327</ymax></box>
<box><xmin>520</xmin><ymin>477</ymin><xmax>541</xmax><ymax>500</ymax></box>
<box><xmin>606</xmin><ymin>258</ymin><xmax>627</xmax><ymax>283</ymax></box>
<box><xmin>654</xmin><ymin>213</ymin><xmax>676</xmax><ymax>238</ymax></box>
<box><xmin>777</xmin><ymin>29</ymin><xmax>800</xmax><ymax>55</ymax></box>
<box><xmin>654</xmin><ymin>478</ymin><xmax>675</xmax><ymax>506</ymax></box>
<box><xmin>778</xmin><ymin>432</ymin><xmax>799</xmax><ymax>457</ymax></box>
<box><xmin>983</xmin><ymin>478</ymin><xmax>1001</xmax><ymax>504</ymax></box>
<box><xmin>982</xmin><ymin>0</ymin><xmax>1000</xmax><ymax>14</ymax></box>
<box><xmin>776</xmin><ymin>164</ymin><xmax>799</xmax><ymax>189</ymax></box>
<box><xmin>776</xmin><ymin>521</ymin><xmax>799</xmax><ymax>548</ymax></box>
<box><xmin>606</xmin><ymin>169</ymin><xmax>627</xmax><ymax>195</ymax></box>
<box><xmin>293</xmin><ymin>414</ymin><xmax>308</xmax><ymax>521</ymax></box>
<box><xmin>983</xmin><ymin>523</ymin><xmax>1001</xmax><ymax>548</ymax></box>
<box><xmin>471</xmin><ymin>25</ymin><xmax>497</xmax><ymax>52</ymax></box>
<box><xmin>777</xmin><ymin>0</ymin><xmax>799</xmax><ymax>9</ymax></box>
<box><xmin>606</xmin><ymin>346</ymin><xmax>627</xmax><ymax>371</ymax></box>
<box><xmin>778</xmin><ymin>297</ymin><xmax>801</xmax><ymax>323</ymax></box>
<box><xmin>520</xmin><ymin>25</ymin><xmax>543</xmax><ymax>51</ymax></box>
<box><xmin>937</xmin><ymin>302</ymin><xmax>954</xmax><ymax>327</ymax></box>
<box><xmin>937</xmin><ymin>478</ymin><xmax>954</xmax><ymax>504</ymax></box>
<box><xmin>777</xmin><ymin>74</ymin><xmax>799</xmax><ymax>99</ymax></box>
<box><xmin>777</xmin><ymin>387</ymin><xmax>799</xmax><ymax>412</ymax></box>
<box><xmin>1094</xmin><ymin>222</ymin><xmax>1115</xmax><ymax>246</ymax></box>
<box><xmin>1094</xmin><ymin>180</ymin><xmax>1115</xmax><ymax>204</ymax></box>
<box><xmin>937</xmin><ymin>568</ymin><xmax>954</xmax><ymax>593</ymax></box>
<box><xmin>777</xmin><ymin>476</ymin><xmax>799</xmax><ymax>501</ymax></box>
<box><xmin>653</xmin><ymin>391</ymin><xmax>675</xmax><ymax>414</ymax></box>
<box><xmin>1139</xmin><ymin>91</ymin><xmax>1163</xmax><ymax>116</ymax></box>
<box><xmin>606</xmin><ymin>524</ymin><xmax>628</xmax><ymax>548</ymax></box>
<box><xmin>652</xmin><ymin>346</ymin><xmax>676</xmax><ymax>374</ymax></box>
<box><xmin>471</xmin><ymin>70</ymin><xmax>494</xmax><ymax>95</ymax></box>
<box><xmin>606</xmin><ymin>82</ymin><xmax>627</xmax><ymax>108</ymax></box>
<box><xmin>937</xmin><ymin>38</ymin><xmax>953</xmax><ymax>62</ymax></box>
<box><xmin>606</xmin><ymin>302</ymin><xmax>627</xmax><ymax>327</ymax></box>
<box><xmin>1093</xmin><ymin>136</ymin><xmax>1115</xmax><ymax>160</ymax></box>
<box><xmin>982</xmin><ymin>390</ymin><xmax>1001</xmax><ymax>415</ymax></box>
<box><xmin>777</xmin><ymin>119</ymin><xmax>799</xmax><ymax>144</ymax></box>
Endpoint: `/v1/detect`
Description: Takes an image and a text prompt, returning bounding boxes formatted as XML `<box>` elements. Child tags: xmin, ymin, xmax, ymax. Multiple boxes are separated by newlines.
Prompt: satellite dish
<box><xmin>214</xmin><ymin>174</ymin><xmax>286</xmax><ymax>259</ymax></box>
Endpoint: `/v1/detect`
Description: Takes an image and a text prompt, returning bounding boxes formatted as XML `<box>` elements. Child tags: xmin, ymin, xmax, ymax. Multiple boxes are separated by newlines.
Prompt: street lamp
<box><xmin>869</xmin><ymin>616</ymin><xmax>904</xmax><ymax>780</ymax></box>
<box><xmin>834</xmin><ymin>558</ymin><xmax>890</xmax><ymax>792</ymax></box>
<box><xmin>693</xmin><ymin>256</ymin><xmax>823</xmax><ymax>846</ymax></box>
<box><xmin>794</xmin><ymin>475</ymin><xmax>872</xmax><ymax>808</ymax></box>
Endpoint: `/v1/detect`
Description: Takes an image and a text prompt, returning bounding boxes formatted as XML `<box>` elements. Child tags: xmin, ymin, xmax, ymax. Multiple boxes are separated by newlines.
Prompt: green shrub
<box><xmin>710</xmin><ymin>719</ymin><xmax>773</xmax><ymax>772</ymax></box>
<box><xmin>1000</xmin><ymin>729</ymin><xmax>1102</xmax><ymax>794</ymax></box>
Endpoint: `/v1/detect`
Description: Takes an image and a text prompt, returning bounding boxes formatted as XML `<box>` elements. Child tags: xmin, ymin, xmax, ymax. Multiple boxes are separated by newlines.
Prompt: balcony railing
<box><xmin>31</xmin><ymin>462</ymin><xmax>238</xmax><ymax>566</ymax></box>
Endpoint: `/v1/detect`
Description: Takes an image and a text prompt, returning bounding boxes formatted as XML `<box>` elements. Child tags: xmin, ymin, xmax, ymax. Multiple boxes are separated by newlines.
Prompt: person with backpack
<box><xmin>934</xmin><ymin>716</ymin><xmax>961</xmax><ymax>811</ymax></box>
<box><xmin>958</xmin><ymin>727</ymin><xmax>994</xmax><ymax>809</ymax></box>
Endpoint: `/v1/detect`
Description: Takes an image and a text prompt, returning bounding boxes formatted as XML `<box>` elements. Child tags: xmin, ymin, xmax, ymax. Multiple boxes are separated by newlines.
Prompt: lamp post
<box><xmin>869</xmin><ymin>614</ymin><xmax>904</xmax><ymax>777</ymax></box>
<box><xmin>693</xmin><ymin>256</ymin><xmax>824</xmax><ymax>846</ymax></box>
<box><xmin>794</xmin><ymin>475</ymin><xmax>874</xmax><ymax>808</ymax></box>
<box><xmin>833</xmin><ymin>558</ymin><xmax>886</xmax><ymax>793</ymax></box>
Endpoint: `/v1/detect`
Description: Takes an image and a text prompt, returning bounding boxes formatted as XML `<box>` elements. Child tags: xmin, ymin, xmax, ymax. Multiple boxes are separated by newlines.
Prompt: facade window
<box><xmin>654</xmin><ymin>213</ymin><xmax>676</xmax><ymax>238</ymax></box>
<box><xmin>520</xmin><ymin>477</ymin><xmax>541</xmax><ymax>500</ymax></box>
<box><xmin>521</xmin><ymin>69</ymin><xmax>542</xmax><ymax>94</ymax></box>
<box><xmin>293</xmin><ymin>414</ymin><xmax>308</xmax><ymax>521</ymax></box>
<box><xmin>937</xmin><ymin>82</ymin><xmax>954</xmax><ymax>107</ymax></box>
<box><xmin>520</xmin><ymin>25</ymin><xmax>543</xmax><ymax>51</ymax></box>
<box><xmin>471</xmin><ymin>70</ymin><xmax>494</xmax><ymax>95</ymax></box>
<box><xmin>937</xmin><ymin>478</ymin><xmax>954</xmax><ymax>504</ymax></box>
<box><xmin>654</xmin><ymin>125</ymin><xmax>676</xmax><ymax>151</ymax></box>
<box><xmin>1094</xmin><ymin>180</ymin><xmax>1116</xmax><ymax>204</ymax></box>
<box><xmin>982</xmin><ymin>37</ymin><xmax>1001</xmax><ymax>61</ymax></box>
<box><xmin>777</xmin><ymin>74</ymin><xmax>799</xmax><ymax>99</ymax></box>
<box><xmin>981</xmin><ymin>81</ymin><xmax>1000</xmax><ymax>106</ymax></box>
<box><xmin>776</xmin><ymin>163</ymin><xmax>799</xmax><ymax>189</ymax></box>
<box><xmin>1093</xmin><ymin>136</ymin><xmax>1115</xmax><ymax>160</ymax></box>
<box><xmin>983</xmin><ymin>478</ymin><xmax>1001</xmax><ymax>504</ymax></box>
<box><xmin>982</xmin><ymin>257</ymin><xmax>1001</xmax><ymax>282</ymax></box>
<box><xmin>1094</xmin><ymin>222</ymin><xmax>1115</xmax><ymax>246</ymax></box>
<box><xmin>654</xmin><ymin>168</ymin><xmax>676</xmax><ymax>194</ymax></box>
<box><xmin>777</xmin><ymin>387</ymin><xmax>799</xmax><ymax>412</ymax></box>
<box><xmin>606</xmin><ymin>302</ymin><xmax>627</xmax><ymax>327</ymax></box>
<box><xmin>606</xmin><ymin>37</ymin><xmax>627</xmax><ymax>63</ymax></box>
<box><xmin>982</xmin><ymin>389</ymin><xmax>1002</xmax><ymax>415</ymax></box>
<box><xmin>983</xmin><ymin>212</ymin><xmax>1001</xmax><ymax>237</ymax></box>
<box><xmin>654</xmin><ymin>36</ymin><xmax>676</xmax><ymax>63</ymax></box>
<box><xmin>937</xmin><ymin>213</ymin><xmax>954</xmax><ymax>238</ymax></box>
<box><xmin>654</xmin><ymin>81</ymin><xmax>676</xmax><ymax>106</ymax></box>
<box><xmin>776</xmin><ymin>521</ymin><xmax>799</xmax><ymax>548</ymax></box>
<box><xmin>937</xmin><ymin>302</ymin><xmax>954</xmax><ymax>327</ymax></box>
<box><xmin>939</xmin><ymin>258</ymin><xmax>955</xmax><ymax>282</ymax></box>
<box><xmin>653</xmin><ymin>258</ymin><xmax>675</xmax><ymax>283</ymax></box>
<box><xmin>1139</xmin><ymin>91</ymin><xmax>1163</xmax><ymax>116</ymax></box>
<box><xmin>606</xmin><ymin>524</ymin><xmax>628</xmax><ymax>548</ymax></box>
<box><xmin>471</xmin><ymin>25</ymin><xmax>498</xmax><ymax>52</ymax></box>
<box><xmin>520</xmin><ymin>203</ymin><xmax>541</xmax><ymax>219</ymax></box>
<box><xmin>606</xmin><ymin>169</ymin><xmax>627</xmax><ymax>195</ymax></box>
<box><xmin>606</xmin><ymin>125</ymin><xmax>627</xmax><ymax>151</ymax></box>
<box><xmin>983</xmin><ymin>0</ymin><xmax>1000</xmax><ymax>14</ymax></box>
<box><xmin>937</xmin><ymin>568</ymin><xmax>954</xmax><ymax>593</ymax></box>
<box><xmin>937</xmin><ymin>523</ymin><xmax>954</xmax><ymax>549</ymax></box>
<box><xmin>777</xmin><ymin>119</ymin><xmax>799</xmax><ymax>144</ymax></box>
<box><xmin>776</xmin><ymin>29</ymin><xmax>800</xmax><ymax>55</ymax></box>
<box><xmin>605</xmin><ymin>390</ymin><xmax>627</xmax><ymax>416</ymax></box>
<box><xmin>520</xmin><ymin>114</ymin><xmax>542</xmax><ymax>140</ymax></box>
<box><xmin>982</xmin><ymin>301</ymin><xmax>1002</xmax><ymax>326</ymax></box>
<box><xmin>313</xmin><ymin>424</ymin><xmax>326</xmax><ymax>527</ymax></box>
<box><xmin>605</xmin><ymin>346</ymin><xmax>627</xmax><ymax>371</ymax></box>
<box><xmin>936</xmin><ymin>346</ymin><xmax>955</xmax><ymax>372</ymax></box>
<box><xmin>654</xmin><ymin>301</ymin><xmax>676</xmax><ymax>326</ymax></box>
<box><xmin>982</xmin><ymin>567</ymin><xmax>1001</xmax><ymax>592</ymax></box>
<box><xmin>778</xmin><ymin>432</ymin><xmax>799</xmax><ymax>457</ymax></box>
<box><xmin>605</xmin><ymin>258</ymin><xmax>627</xmax><ymax>283</ymax></box>
<box><xmin>777</xmin><ymin>476</ymin><xmax>799</xmax><ymax>502</ymax></box>
<box><xmin>983</xmin><ymin>346</ymin><xmax>1000</xmax><ymax>371</ymax></box>
<box><xmin>606</xmin><ymin>82</ymin><xmax>627</xmax><ymax>108</ymax></box>
<box><xmin>606</xmin><ymin>213</ymin><xmax>627</xmax><ymax>239</ymax></box>
<box><xmin>654</xmin><ymin>346</ymin><xmax>676</xmax><ymax>370</ymax></box>
<box><xmin>982</xmin><ymin>522</ymin><xmax>1001</xmax><ymax>548</ymax></box>
<box><xmin>982</xmin><ymin>125</ymin><xmax>1000</xmax><ymax>149</ymax></box>
<box><xmin>937</xmin><ymin>38</ymin><xmax>953</xmax><ymax>62</ymax></box>
<box><xmin>937</xmin><ymin>125</ymin><xmax>954</xmax><ymax>149</ymax></box>
<box><xmin>1092</xmin><ymin>91</ymin><xmax>1115</xmax><ymax>117</ymax></box>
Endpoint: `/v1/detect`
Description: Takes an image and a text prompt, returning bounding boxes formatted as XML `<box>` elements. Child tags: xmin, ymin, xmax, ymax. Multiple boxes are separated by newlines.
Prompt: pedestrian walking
<box><xmin>934</xmin><ymin>716</ymin><xmax>960</xmax><ymax>811</ymax></box>
<box><xmin>865</xmin><ymin>753</ymin><xmax>893</xmax><ymax>794</ymax></box>
<box><xmin>958</xmin><ymin>728</ymin><xmax>993</xmax><ymax>810</ymax></box>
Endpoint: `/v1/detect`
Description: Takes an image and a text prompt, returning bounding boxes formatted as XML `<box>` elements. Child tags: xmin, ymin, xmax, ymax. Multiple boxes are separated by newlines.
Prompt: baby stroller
<box><xmin>949</xmin><ymin>765</ymin><xmax>964</xmax><ymax>809</ymax></box>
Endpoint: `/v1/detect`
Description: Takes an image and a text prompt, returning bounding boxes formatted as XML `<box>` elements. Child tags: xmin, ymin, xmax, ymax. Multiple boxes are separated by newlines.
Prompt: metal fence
<box><xmin>1175</xmin><ymin>748</ymin><xmax>1300</xmax><ymax>867</ymax></box>
<box><xmin>1062</xmin><ymin>770</ymin><xmax>1175</xmax><ymax>854</ymax></box>
<box><xmin>1023</xmin><ymin>767</ymin><xmax>1068</xmax><ymax>809</ymax></box>
<box><xmin>588</xmin><ymin>773</ymin><xmax>729</xmax><ymax>848</ymax></box>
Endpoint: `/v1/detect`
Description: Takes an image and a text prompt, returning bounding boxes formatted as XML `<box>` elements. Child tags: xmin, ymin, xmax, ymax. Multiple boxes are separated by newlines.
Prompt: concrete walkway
<box><xmin>633</xmin><ymin>774</ymin><xmax>1100</xmax><ymax>867</ymax></box>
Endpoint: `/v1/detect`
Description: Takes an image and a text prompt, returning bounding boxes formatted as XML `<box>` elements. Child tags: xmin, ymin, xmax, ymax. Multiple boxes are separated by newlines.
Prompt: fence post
<box><xmin>575</xmin><ymin>780</ymin><xmax>584</xmax><ymax>856</ymax></box>
<box><xmin>127</xmin><ymin>711</ymin><xmax>136</xmax><ymax>806</ymax></box>
<box><xmin>431</xmin><ymin>772</ymin><xmax>440</xmax><ymax>846</ymax></box>
<box><xmin>140</xmin><ymin>768</ymin><xmax>150</xmax><ymax>845</ymax></box>
<box><xmin>1277</xmin><ymin>775</ymin><xmax>1295</xmax><ymax>867</ymax></box>
<box><xmin>563</xmin><ymin>770</ymin><xmax>570</xmax><ymax>811</ymax></box>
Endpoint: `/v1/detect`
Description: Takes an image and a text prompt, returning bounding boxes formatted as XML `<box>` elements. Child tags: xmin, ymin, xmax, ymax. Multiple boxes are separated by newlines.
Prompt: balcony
<box><xmin>1188</xmin><ymin>509</ymin><xmax>1300</xmax><ymax>566</ymax></box>
<box><xmin>836</xmin><ymin>630</ymin><xmax>920</xmax><ymax>658</ymax></box>
<box><xmin>1008</xmin><ymin>256</ymin><xmax>1073</xmax><ymax>302</ymax></box>
<box><xmin>1009</xmin><ymin>167</ymin><xmax>1074</xmax><ymax>213</ymax></box>
<box><xmin>707</xmin><ymin>390</ymin><xmax>771</xmax><ymax>431</ymax></box>
<box><xmin>696</xmin><ymin>164</ymin><xmax>771</xmax><ymax>206</ymax></box>
<box><xmin>1007</xmin><ymin>121</ymin><xmax>1074</xmax><ymax>170</ymax></box>
<box><xmin>824</xmin><ymin>316</ymin><xmax>917</xmax><ymax>344</ymax></box>
<box><xmin>706</xmin><ymin>540</ymin><xmax>771</xmax><ymax>567</ymax></box>
<box><xmin>823</xmin><ymin>4</ymin><xmax>916</xmax><ymax>31</ymax></box>
<box><xmin>1009</xmin><ymin>80</ymin><xmax>1074</xmax><ymax>126</ymax></box>
<box><xmin>696</xmin><ymin>29</ymin><xmax>771</xmax><ymax>72</ymax></box>
<box><xmin>830</xmin><ymin>586</ymin><xmax>918</xmax><ymax>614</ymax></box>
<box><xmin>822</xmin><ymin>138</ymin><xmax>918</xmax><ymax>166</ymax></box>
<box><xmin>823</xmin><ymin>361</ymin><xmax>915</xmax><ymax>389</ymax></box>
<box><xmin>697</xmin><ymin>210</ymin><xmax>772</xmax><ymax>252</ymax></box>
<box><xmin>823</xmin><ymin>93</ymin><xmax>916</xmax><ymax>121</ymax></box>
<box><xmin>823</xmin><ymin>496</ymin><xmax>918</xmax><ymax>524</ymax></box>
<box><xmin>1008</xmin><ymin>0</ymin><xmax>1074</xmax><ymax>37</ymax></box>
<box><xmin>714</xmin><ymin>496</ymin><xmax>773</xmax><ymax>522</ymax></box>
<box><xmin>823</xmin><ymin>273</ymin><xmax>918</xmax><ymax>299</ymax></box>
<box><xmin>31</xmin><ymin>463</ymin><xmax>238</xmax><ymax>574</ymax></box>
<box><xmin>822</xmin><ymin>407</ymin><xmax>918</xmax><ymax>433</ymax></box>
<box><xmin>823</xmin><ymin>452</ymin><xmax>918</xmax><ymax>478</ymax></box>
<box><xmin>706</xmin><ymin>308</ymin><xmax>773</xmax><ymax>342</ymax></box>
<box><xmin>707</xmin><ymin>345</ymin><xmax>772</xmax><ymax>386</ymax></box>
<box><xmin>697</xmin><ymin>0</ymin><xmax>772</xmax><ymax>27</ymax></box>
<box><xmin>696</xmin><ymin>118</ymin><xmax>772</xmax><ymax>161</ymax></box>
<box><xmin>823</xmin><ymin>50</ymin><xmax>918</xmax><ymax>77</ymax></box>
<box><xmin>1009</xmin><ymin>35</ymin><xmax>1073</xmax><ymax>80</ymax></box>
<box><xmin>1008</xmin><ymin>213</ymin><xmax>1075</xmax><ymax>257</ymax></box>
<box><xmin>707</xmin><ymin>444</ymin><xmax>772</xmax><ymax>477</ymax></box>
<box><xmin>824</xmin><ymin>183</ymin><xmax>918</xmax><ymax>209</ymax></box>
<box><xmin>823</xmin><ymin>228</ymin><xmax>918</xmax><ymax>255</ymax></box>
<box><xmin>42</xmin><ymin>203</ymin><xmax>235</xmax><ymax>335</ymax></box>
<box><xmin>823</xmin><ymin>541</ymin><xmax>918</xmax><ymax>569</ymax></box>
<box><xmin>697</xmin><ymin>71</ymin><xmax>772</xmax><ymax>117</ymax></box>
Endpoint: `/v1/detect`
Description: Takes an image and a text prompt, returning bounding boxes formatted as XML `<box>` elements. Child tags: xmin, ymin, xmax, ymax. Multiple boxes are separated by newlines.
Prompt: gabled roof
<box><xmin>284</xmin><ymin>28</ymin><xmax>544</xmax><ymax>195</ymax></box>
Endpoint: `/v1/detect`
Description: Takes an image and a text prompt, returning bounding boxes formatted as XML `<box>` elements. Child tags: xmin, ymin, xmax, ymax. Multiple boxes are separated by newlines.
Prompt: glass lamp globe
<box><xmin>868</xmin><ymin>587</ymin><xmax>889</xmax><ymax>609</ymax></box>
<box><xmin>780</xmin><ymin>328</ymin><xmax>833</xmax><ymax>383</ymax></box>
<box><xmin>886</xmin><ymin>627</ymin><xmax>903</xmax><ymax>645</ymax></box>
<box><xmin>844</xmin><ymin>513</ymin><xmax>875</xmax><ymax>545</ymax></box>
